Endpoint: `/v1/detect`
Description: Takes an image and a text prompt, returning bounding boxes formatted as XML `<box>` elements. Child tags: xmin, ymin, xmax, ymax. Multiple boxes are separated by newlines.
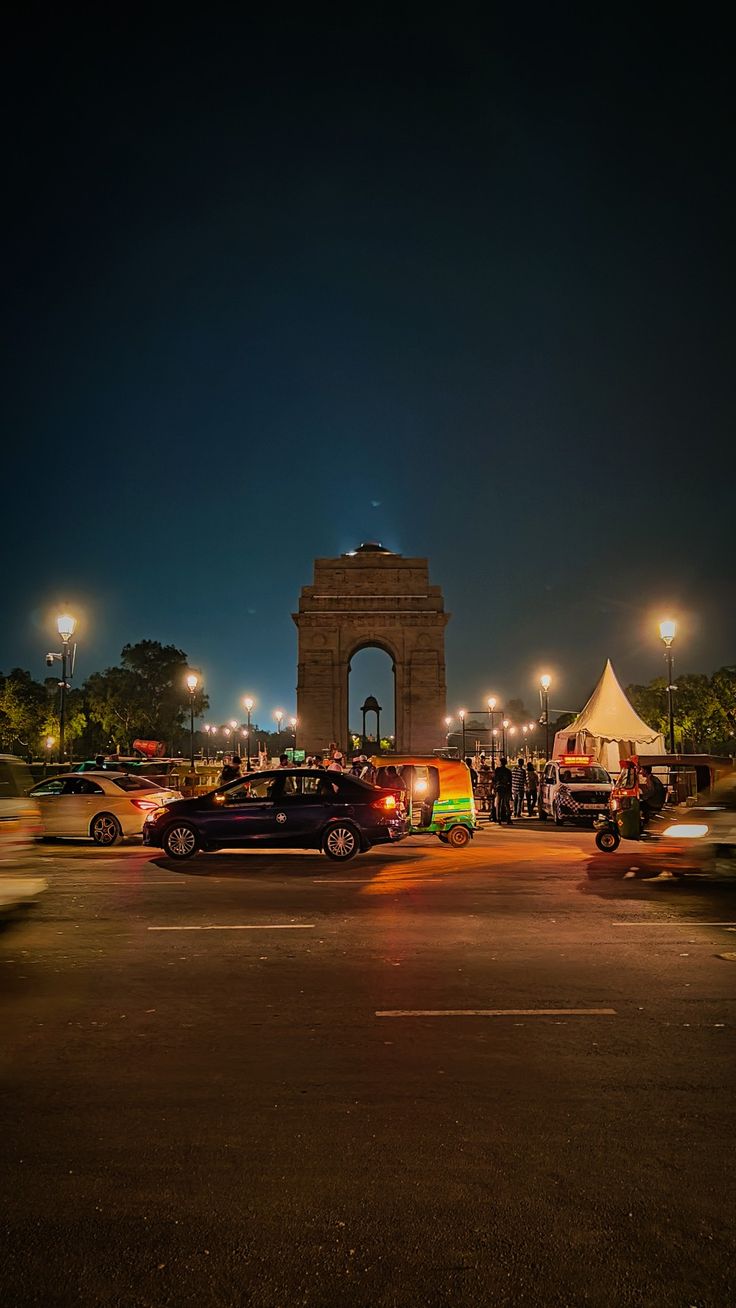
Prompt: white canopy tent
<box><xmin>552</xmin><ymin>659</ymin><xmax>665</xmax><ymax>772</ymax></box>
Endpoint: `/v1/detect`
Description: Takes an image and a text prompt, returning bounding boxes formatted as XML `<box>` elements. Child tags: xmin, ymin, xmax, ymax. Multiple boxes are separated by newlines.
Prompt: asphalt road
<box><xmin>1</xmin><ymin>825</ymin><xmax>735</xmax><ymax>1307</ymax></box>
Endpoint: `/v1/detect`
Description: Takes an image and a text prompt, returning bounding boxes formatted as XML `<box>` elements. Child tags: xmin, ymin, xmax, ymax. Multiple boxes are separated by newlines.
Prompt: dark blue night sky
<box><xmin>3</xmin><ymin>10</ymin><xmax>734</xmax><ymax>732</ymax></box>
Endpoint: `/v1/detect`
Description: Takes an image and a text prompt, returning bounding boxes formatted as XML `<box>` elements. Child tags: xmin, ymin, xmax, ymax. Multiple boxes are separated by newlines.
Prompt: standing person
<box><xmin>494</xmin><ymin>757</ymin><xmax>513</xmax><ymax>825</ymax></box>
<box><xmin>328</xmin><ymin>751</ymin><xmax>344</xmax><ymax>772</ymax></box>
<box><xmin>218</xmin><ymin>754</ymin><xmax>240</xmax><ymax>785</ymax></box>
<box><xmin>278</xmin><ymin>754</ymin><xmax>290</xmax><ymax>768</ymax></box>
<box><xmin>511</xmin><ymin>758</ymin><xmax>526</xmax><ymax>818</ymax></box>
<box><xmin>525</xmin><ymin>761</ymin><xmax>539</xmax><ymax>816</ymax></box>
<box><xmin>381</xmin><ymin>765</ymin><xmax>407</xmax><ymax>802</ymax></box>
<box><xmin>465</xmin><ymin>756</ymin><xmax>478</xmax><ymax>789</ymax></box>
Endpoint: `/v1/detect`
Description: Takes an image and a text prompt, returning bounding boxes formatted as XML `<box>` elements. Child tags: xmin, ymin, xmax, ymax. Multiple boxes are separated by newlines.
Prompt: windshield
<box><xmin>559</xmin><ymin>766</ymin><xmax>610</xmax><ymax>785</ymax></box>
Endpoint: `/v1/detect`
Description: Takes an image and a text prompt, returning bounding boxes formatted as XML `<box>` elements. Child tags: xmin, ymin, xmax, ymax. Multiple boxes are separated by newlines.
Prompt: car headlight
<box><xmin>662</xmin><ymin>823</ymin><xmax>709</xmax><ymax>839</ymax></box>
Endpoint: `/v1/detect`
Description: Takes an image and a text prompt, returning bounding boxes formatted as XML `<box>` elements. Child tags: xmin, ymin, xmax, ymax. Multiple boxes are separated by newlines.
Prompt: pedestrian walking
<box><xmin>511</xmin><ymin>758</ymin><xmax>526</xmax><ymax>817</ymax></box>
<box><xmin>525</xmin><ymin>761</ymin><xmax>538</xmax><ymax>815</ymax></box>
<box><xmin>494</xmin><ymin>757</ymin><xmax>513</xmax><ymax>825</ymax></box>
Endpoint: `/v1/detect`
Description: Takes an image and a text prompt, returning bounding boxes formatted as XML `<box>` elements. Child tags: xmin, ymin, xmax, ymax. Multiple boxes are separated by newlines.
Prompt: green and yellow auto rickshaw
<box><xmin>371</xmin><ymin>755</ymin><xmax>477</xmax><ymax>848</ymax></box>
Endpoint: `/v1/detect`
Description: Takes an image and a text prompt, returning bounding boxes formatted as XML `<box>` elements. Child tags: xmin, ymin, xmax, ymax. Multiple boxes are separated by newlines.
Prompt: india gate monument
<box><xmin>293</xmin><ymin>543</ymin><xmax>449</xmax><ymax>754</ymax></box>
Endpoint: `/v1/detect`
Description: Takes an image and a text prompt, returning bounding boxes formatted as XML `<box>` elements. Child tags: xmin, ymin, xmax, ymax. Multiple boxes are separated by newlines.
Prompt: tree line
<box><xmin>625</xmin><ymin>665</ymin><xmax>736</xmax><ymax>754</ymax></box>
<box><xmin>0</xmin><ymin>641</ymin><xmax>210</xmax><ymax>759</ymax></box>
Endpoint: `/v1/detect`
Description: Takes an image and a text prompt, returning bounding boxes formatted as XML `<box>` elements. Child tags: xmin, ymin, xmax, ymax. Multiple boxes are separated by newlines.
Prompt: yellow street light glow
<box><xmin>540</xmin><ymin>674</ymin><xmax>551</xmax><ymax>690</ymax></box>
<box><xmin>502</xmin><ymin>718</ymin><xmax>510</xmax><ymax>729</ymax></box>
<box><xmin>275</xmin><ymin>710</ymin><xmax>284</xmax><ymax>724</ymax></box>
<box><xmin>487</xmin><ymin>696</ymin><xmax>497</xmax><ymax>710</ymax></box>
<box><xmin>45</xmin><ymin>735</ymin><xmax>55</xmax><ymax>749</ymax></box>
<box><xmin>458</xmin><ymin>709</ymin><xmax>466</xmax><ymax>719</ymax></box>
<box><xmin>229</xmin><ymin>719</ymin><xmax>238</xmax><ymax>729</ymax></box>
<box><xmin>243</xmin><ymin>696</ymin><xmax>254</xmax><ymax>712</ymax></box>
<box><xmin>186</xmin><ymin>673</ymin><xmax>199</xmax><ymax>692</ymax></box>
<box><xmin>56</xmin><ymin>612</ymin><xmax>76</xmax><ymax>641</ymax></box>
<box><xmin>659</xmin><ymin>619</ymin><xmax>677</xmax><ymax>645</ymax></box>
<box><xmin>444</xmin><ymin>716</ymin><xmax>452</xmax><ymax>726</ymax></box>
<box><xmin>290</xmin><ymin>717</ymin><xmax>297</xmax><ymax>728</ymax></box>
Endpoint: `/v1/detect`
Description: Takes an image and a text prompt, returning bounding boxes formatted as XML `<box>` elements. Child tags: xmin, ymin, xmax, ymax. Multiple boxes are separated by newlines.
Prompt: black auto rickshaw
<box><xmin>594</xmin><ymin>754</ymin><xmax>733</xmax><ymax>852</ymax></box>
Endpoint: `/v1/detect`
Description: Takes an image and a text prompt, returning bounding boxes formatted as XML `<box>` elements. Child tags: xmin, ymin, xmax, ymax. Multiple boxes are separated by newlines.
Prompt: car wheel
<box><xmin>595</xmin><ymin>827</ymin><xmax>620</xmax><ymax>853</ymax></box>
<box><xmin>322</xmin><ymin>823</ymin><xmax>359</xmax><ymax>862</ymax></box>
<box><xmin>90</xmin><ymin>812</ymin><xmax>122</xmax><ymax>846</ymax></box>
<box><xmin>162</xmin><ymin>823</ymin><xmax>199</xmax><ymax>860</ymax></box>
<box><xmin>447</xmin><ymin>825</ymin><xmax>471</xmax><ymax>848</ymax></box>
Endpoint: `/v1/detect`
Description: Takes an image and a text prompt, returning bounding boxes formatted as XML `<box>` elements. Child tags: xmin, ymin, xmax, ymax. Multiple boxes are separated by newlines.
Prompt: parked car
<box><xmin>538</xmin><ymin>755</ymin><xmax>612</xmax><ymax>826</ymax></box>
<box><xmin>29</xmin><ymin>771</ymin><xmax>182</xmax><ymax>845</ymax></box>
<box><xmin>142</xmin><ymin>768</ymin><xmax>407</xmax><ymax>861</ymax></box>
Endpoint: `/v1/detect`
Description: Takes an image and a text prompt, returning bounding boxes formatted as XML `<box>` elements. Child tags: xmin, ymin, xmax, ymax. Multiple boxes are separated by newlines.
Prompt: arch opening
<box><xmin>348</xmin><ymin>647</ymin><xmax>395</xmax><ymax>753</ymax></box>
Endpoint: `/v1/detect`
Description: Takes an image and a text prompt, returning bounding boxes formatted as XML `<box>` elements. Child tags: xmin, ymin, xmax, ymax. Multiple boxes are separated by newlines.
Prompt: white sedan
<box><xmin>30</xmin><ymin>771</ymin><xmax>182</xmax><ymax>845</ymax></box>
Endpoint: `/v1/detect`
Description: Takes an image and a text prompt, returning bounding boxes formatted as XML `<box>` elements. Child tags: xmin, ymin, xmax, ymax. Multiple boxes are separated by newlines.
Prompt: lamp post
<box><xmin>540</xmin><ymin>675</ymin><xmax>551</xmax><ymax>761</ymax></box>
<box><xmin>290</xmin><ymin>717</ymin><xmax>298</xmax><ymax>760</ymax></box>
<box><xmin>659</xmin><ymin>620</ymin><xmax>677</xmax><ymax>752</ymax></box>
<box><xmin>487</xmin><ymin>697</ymin><xmax>498</xmax><ymax>765</ymax></box>
<box><xmin>243</xmin><ymin>697</ymin><xmax>254</xmax><ymax>770</ymax></box>
<box><xmin>229</xmin><ymin>719</ymin><xmax>239</xmax><ymax>756</ymax></box>
<box><xmin>47</xmin><ymin>612</ymin><xmax>77</xmax><ymax>765</ymax></box>
<box><xmin>185</xmin><ymin>674</ymin><xmax>199</xmax><ymax>771</ymax></box>
<box><xmin>459</xmin><ymin>709</ymin><xmax>467</xmax><ymax>759</ymax></box>
<box><xmin>444</xmin><ymin>716</ymin><xmax>452</xmax><ymax>749</ymax></box>
<box><xmin>275</xmin><ymin>710</ymin><xmax>284</xmax><ymax>751</ymax></box>
<box><xmin>502</xmin><ymin>718</ymin><xmax>510</xmax><ymax>756</ymax></box>
<box><xmin>44</xmin><ymin>735</ymin><xmax>55</xmax><ymax>777</ymax></box>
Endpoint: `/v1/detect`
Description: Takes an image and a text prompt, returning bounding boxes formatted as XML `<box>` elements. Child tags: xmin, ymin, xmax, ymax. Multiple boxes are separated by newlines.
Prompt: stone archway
<box><xmin>293</xmin><ymin>543</ymin><xmax>449</xmax><ymax>755</ymax></box>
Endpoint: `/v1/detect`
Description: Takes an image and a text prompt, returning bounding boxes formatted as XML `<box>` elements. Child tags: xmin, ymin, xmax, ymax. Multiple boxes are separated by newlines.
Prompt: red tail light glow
<box><xmin>372</xmin><ymin>794</ymin><xmax>397</xmax><ymax>812</ymax></box>
<box><xmin>131</xmin><ymin>799</ymin><xmax>161</xmax><ymax>811</ymax></box>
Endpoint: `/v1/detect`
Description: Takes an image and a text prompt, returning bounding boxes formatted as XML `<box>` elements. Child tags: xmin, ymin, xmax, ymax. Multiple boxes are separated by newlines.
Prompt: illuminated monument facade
<box><xmin>293</xmin><ymin>544</ymin><xmax>449</xmax><ymax>755</ymax></box>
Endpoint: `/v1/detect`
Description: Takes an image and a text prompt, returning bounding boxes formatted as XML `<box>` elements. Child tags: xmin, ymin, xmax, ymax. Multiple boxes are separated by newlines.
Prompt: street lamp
<box><xmin>275</xmin><ymin>710</ymin><xmax>284</xmax><ymax>750</ymax></box>
<box><xmin>659</xmin><ymin>619</ymin><xmax>677</xmax><ymax>752</ymax></box>
<box><xmin>185</xmin><ymin>673</ymin><xmax>199</xmax><ymax>771</ymax></box>
<box><xmin>487</xmin><ymin>696</ymin><xmax>498</xmax><ymax>765</ymax></box>
<box><xmin>44</xmin><ymin>735</ymin><xmax>55</xmax><ymax>777</ymax></box>
<box><xmin>243</xmin><ymin>697</ymin><xmax>254</xmax><ymax>770</ymax></box>
<box><xmin>459</xmin><ymin>709</ymin><xmax>467</xmax><ymax>759</ymax></box>
<box><xmin>290</xmin><ymin>717</ymin><xmax>298</xmax><ymax>759</ymax></box>
<box><xmin>540</xmin><ymin>675</ymin><xmax>551</xmax><ymax>760</ymax></box>
<box><xmin>47</xmin><ymin>612</ymin><xmax>77</xmax><ymax>765</ymax></box>
<box><xmin>444</xmin><ymin>715</ymin><xmax>453</xmax><ymax>748</ymax></box>
<box><xmin>502</xmin><ymin>718</ymin><xmax>510</xmax><ymax>756</ymax></box>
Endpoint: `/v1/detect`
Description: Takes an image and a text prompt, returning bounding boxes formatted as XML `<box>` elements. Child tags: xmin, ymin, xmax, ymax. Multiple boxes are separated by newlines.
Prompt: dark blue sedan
<box><xmin>142</xmin><ymin>769</ymin><xmax>407</xmax><ymax>862</ymax></box>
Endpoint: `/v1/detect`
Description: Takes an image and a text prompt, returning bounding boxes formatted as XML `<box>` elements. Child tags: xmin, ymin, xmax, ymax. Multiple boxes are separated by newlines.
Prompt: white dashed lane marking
<box><xmin>376</xmin><ymin>1008</ymin><xmax>617</xmax><ymax>1018</ymax></box>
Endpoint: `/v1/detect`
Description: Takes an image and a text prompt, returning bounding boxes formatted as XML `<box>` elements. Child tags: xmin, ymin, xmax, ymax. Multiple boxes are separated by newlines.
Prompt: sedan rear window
<box><xmin>111</xmin><ymin>775</ymin><xmax>159</xmax><ymax>792</ymax></box>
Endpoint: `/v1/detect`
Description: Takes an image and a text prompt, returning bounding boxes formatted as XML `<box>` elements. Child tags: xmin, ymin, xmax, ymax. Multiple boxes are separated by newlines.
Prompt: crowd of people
<box><xmin>216</xmin><ymin>745</ymin><xmax>380</xmax><ymax>787</ymax></box>
<box><xmin>465</xmin><ymin>754</ymin><xmax>540</xmax><ymax>826</ymax></box>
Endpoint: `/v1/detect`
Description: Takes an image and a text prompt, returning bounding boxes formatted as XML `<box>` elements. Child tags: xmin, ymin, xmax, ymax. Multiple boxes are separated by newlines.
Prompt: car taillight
<box><xmin>372</xmin><ymin>794</ymin><xmax>397</xmax><ymax>812</ymax></box>
<box><xmin>131</xmin><ymin>799</ymin><xmax>160</xmax><ymax>811</ymax></box>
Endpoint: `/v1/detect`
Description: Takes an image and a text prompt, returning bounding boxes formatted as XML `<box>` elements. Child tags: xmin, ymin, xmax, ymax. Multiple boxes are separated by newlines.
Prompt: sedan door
<box><xmin>60</xmin><ymin>777</ymin><xmax>108</xmax><ymax>836</ymax></box>
<box><xmin>271</xmin><ymin>773</ymin><xmax>340</xmax><ymax>844</ymax></box>
<box><xmin>204</xmin><ymin>774</ymin><xmax>280</xmax><ymax>846</ymax></box>
<box><xmin>30</xmin><ymin>777</ymin><xmax>67</xmax><ymax>835</ymax></box>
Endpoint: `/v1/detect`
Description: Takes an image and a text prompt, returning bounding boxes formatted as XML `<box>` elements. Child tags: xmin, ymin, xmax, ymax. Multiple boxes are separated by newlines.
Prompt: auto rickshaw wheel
<box><xmin>595</xmin><ymin>827</ymin><xmax>620</xmax><ymax>853</ymax></box>
<box><xmin>447</xmin><ymin>825</ymin><xmax>471</xmax><ymax>849</ymax></box>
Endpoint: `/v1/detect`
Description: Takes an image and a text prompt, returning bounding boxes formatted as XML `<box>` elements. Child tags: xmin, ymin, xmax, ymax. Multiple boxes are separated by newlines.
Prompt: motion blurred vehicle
<box><xmin>538</xmin><ymin>755</ymin><xmax>612</xmax><ymax>826</ymax></box>
<box><xmin>646</xmin><ymin>773</ymin><xmax>736</xmax><ymax>877</ymax></box>
<box><xmin>30</xmin><ymin>771</ymin><xmax>182</xmax><ymax>845</ymax></box>
<box><xmin>371</xmin><ymin>755</ymin><xmax>477</xmax><ymax>847</ymax></box>
<box><xmin>594</xmin><ymin>754</ymin><xmax>733</xmax><ymax>855</ymax></box>
<box><xmin>0</xmin><ymin>755</ymin><xmax>46</xmax><ymax>910</ymax></box>
<box><xmin>142</xmin><ymin>768</ymin><xmax>406</xmax><ymax>861</ymax></box>
<box><xmin>0</xmin><ymin>755</ymin><xmax>42</xmax><ymax>865</ymax></box>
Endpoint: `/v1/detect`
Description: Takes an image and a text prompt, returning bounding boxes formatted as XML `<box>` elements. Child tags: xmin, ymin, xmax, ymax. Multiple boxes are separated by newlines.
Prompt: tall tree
<box><xmin>85</xmin><ymin>641</ymin><xmax>209</xmax><ymax>752</ymax></box>
<box><xmin>0</xmin><ymin>668</ymin><xmax>50</xmax><ymax>754</ymax></box>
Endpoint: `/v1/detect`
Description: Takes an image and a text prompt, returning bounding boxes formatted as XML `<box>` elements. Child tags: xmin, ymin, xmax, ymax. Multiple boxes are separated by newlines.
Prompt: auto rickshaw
<box><xmin>594</xmin><ymin>754</ymin><xmax>734</xmax><ymax>852</ymax></box>
<box><xmin>370</xmin><ymin>755</ymin><xmax>477</xmax><ymax>848</ymax></box>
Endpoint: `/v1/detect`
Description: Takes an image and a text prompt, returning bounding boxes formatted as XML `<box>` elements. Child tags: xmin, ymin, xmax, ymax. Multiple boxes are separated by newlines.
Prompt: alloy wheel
<box><xmin>92</xmin><ymin>814</ymin><xmax>120</xmax><ymax>845</ymax></box>
<box><xmin>325</xmin><ymin>825</ymin><xmax>357</xmax><ymax>860</ymax></box>
<box><xmin>166</xmin><ymin>826</ymin><xmax>197</xmax><ymax>858</ymax></box>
